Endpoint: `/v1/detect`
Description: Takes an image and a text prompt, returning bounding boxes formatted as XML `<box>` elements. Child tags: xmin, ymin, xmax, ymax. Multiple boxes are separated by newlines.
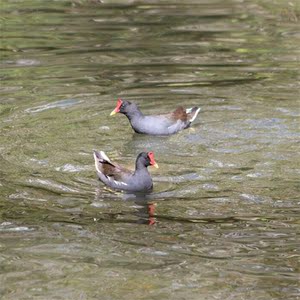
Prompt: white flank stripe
<box><xmin>107</xmin><ymin>176</ymin><xmax>128</xmax><ymax>186</ymax></box>
<box><xmin>114</xmin><ymin>180</ymin><xmax>128</xmax><ymax>186</ymax></box>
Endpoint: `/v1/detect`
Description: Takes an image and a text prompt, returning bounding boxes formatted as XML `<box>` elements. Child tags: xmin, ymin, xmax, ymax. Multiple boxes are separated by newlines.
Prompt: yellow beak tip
<box><xmin>110</xmin><ymin>111</ymin><xmax>117</xmax><ymax>116</ymax></box>
<box><xmin>153</xmin><ymin>163</ymin><xmax>159</xmax><ymax>169</ymax></box>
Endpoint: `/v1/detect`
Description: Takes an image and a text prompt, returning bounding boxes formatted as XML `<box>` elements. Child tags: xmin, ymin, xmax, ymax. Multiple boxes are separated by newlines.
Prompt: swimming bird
<box><xmin>93</xmin><ymin>150</ymin><xmax>158</xmax><ymax>193</ymax></box>
<box><xmin>110</xmin><ymin>99</ymin><xmax>201</xmax><ymax>135</ymax></box>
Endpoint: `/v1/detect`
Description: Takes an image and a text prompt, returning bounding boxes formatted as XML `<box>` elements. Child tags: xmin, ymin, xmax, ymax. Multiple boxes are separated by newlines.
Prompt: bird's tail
<box><xmin>93</xmin><ymin>150</ymin><xmax>112</xmax><ymax>173</ymax></box>
<box><xmin>186</xmin><ymin>107</ymin><xmax>201</xmax><ymax>123</ymax></box>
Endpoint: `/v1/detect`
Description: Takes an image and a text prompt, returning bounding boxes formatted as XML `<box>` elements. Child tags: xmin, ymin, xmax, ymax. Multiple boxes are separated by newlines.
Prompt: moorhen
<box><xmin>110</xmin><ymin>99</ymin><xmax>201</xmax><ymax>135</ymax></box>
<box><xmin>93</xmin><ymin>150</ymin><xmax>158</xmax><ymax>192</ymax></box>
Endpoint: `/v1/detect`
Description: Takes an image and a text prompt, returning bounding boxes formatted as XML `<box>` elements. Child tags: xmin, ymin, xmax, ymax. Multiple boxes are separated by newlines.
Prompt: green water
<box><xmin>0</xmin><ymin>0</ymin><xmax>299</xmax><ymax>299</ymax></box>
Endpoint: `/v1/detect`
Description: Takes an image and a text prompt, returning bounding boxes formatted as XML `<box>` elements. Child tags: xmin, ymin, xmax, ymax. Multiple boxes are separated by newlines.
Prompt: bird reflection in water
<box><xmin>135</xmin><ymin>202</ymin><xmax>157</xmax><ymax>225</ymax></box>
<box><xmin>94</xmin><ymin>187</ymin><xmax>157</xmax><ymax>225</ymax></box>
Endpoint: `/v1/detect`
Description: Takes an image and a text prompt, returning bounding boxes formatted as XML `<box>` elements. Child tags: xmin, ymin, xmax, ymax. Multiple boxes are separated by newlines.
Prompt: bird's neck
<box><xmin>134</xmin><ymin>161</ymin><xmax>149</xmax><ymax>176</ymax></box>
<box><xmin>124</xmin><ymin>107</ymin><xmax>144</xmax><ymax>121</ymax></box>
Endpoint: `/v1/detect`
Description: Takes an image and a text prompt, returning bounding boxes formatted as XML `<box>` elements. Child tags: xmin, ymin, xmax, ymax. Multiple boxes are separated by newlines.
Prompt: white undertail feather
<box><xmin>100</xmin><ymin>151</ymin><xmax>111</xmax><ymax>163</ymax></box>
<box><xmin>93</xmin><ymin>152</ymin><xmax>102</xmax><ymax>173</ymax></box>
<box><xmin>94</xmin><ymin>151</ymin><xmax>128</xmax><ymax>187</ymax></box>
<box><xmin>187</xmin><ymin>107</ymin><xmax>201</xmax><ymax>123</ymax></box>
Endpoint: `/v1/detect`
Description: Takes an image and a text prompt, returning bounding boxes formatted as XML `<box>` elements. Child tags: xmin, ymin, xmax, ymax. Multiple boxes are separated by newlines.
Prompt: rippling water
<box><xmin>1</xmin><ymin>0</ymin><xmax>299</xmax><ymax>299</ymax></box>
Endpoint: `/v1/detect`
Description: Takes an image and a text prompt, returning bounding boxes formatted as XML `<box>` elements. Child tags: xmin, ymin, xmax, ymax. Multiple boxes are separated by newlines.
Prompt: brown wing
<box><xmin>170</xmin><ymin>106</ymin><xmax>188</xmax><ymax>122</ymax></box>
<box><xmin>100</xmin><ymin>160</ymin><xmax>133</xmax><ymax>182</ymax></box>
<box><xmin>155</xmin><ymin>106</ymin><xmax>188</xmax><ymax>121</ymax></box>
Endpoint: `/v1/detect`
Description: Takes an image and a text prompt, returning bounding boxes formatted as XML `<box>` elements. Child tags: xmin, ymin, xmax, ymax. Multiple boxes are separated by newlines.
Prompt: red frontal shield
<box><xmin>110</xmin><ymin>98</ymin><xmax>123</xmax><ymax>115</ymax></box>
<box><xmin>148</xmin><ymin>152</ymin><xmax>159</xmax><ymax>168</ymax></box>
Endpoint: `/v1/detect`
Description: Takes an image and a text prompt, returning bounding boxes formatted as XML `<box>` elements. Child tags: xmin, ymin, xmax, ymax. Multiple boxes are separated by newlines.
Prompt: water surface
<box><xmin>1</xmin><ymin>0</ymin><xmax>299</xmax><ymax>299</ymax></box>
